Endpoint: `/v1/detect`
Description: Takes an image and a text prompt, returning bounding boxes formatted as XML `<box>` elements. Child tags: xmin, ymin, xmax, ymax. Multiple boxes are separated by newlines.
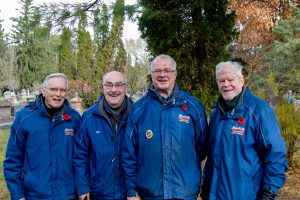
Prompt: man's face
<box><xmin>151</xmin><ymin>58</ymin><xmax>177</xmax><ymax>97</ymax></box>
<box><xmin>103</xmin><ymin>71</ymin><xmax>128</xmax><ymax>108</ymax></box>
<box><xmin>217</xmin><ymin>65</ymin><xmax>244</xmax><ymax>103</ymax></box>
<box><xmin>42</xmin><ymin>77</ymin><xmax>67</xmax><ymax>109</ymax></box>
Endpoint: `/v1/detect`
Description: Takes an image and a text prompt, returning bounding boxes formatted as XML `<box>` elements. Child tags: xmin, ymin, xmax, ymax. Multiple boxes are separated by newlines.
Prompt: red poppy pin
<box><xmin>237</xmin><ymin>117</ymin><xmax>245</xmax><ymax>125</ymax></box>
<box><xmin>63</xmin><ymin>114</ymin><xmax>71</xmax><ymax>121</ymax></box>
<box><xmin>181</xmin><ymin>104</ymin><xmax>187</xmax><ymax>111</ymax></box>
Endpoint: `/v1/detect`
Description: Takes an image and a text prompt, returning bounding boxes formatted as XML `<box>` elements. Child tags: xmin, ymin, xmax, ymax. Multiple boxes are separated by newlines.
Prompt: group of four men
<box><xmin>3</xmin><ymin>54</ymin><xmax>288</xmax><ymax>200</ymax></box>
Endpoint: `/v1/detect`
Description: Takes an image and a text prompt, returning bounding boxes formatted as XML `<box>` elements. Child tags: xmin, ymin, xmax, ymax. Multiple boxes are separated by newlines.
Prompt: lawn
<box><xmin>0</xmin><ymin>128</ymin><xmax>10</xmax><ymax>199</ymax></box>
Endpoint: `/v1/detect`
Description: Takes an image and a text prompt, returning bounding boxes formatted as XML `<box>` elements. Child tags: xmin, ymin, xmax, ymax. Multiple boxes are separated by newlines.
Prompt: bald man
<box><xmin>74</xmin><ymin>71</ymin><xmax>133</xmax><ymax>200</ymax></box>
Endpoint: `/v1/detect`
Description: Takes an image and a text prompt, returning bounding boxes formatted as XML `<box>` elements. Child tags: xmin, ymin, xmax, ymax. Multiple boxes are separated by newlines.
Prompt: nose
<box><xmin>54</xmin><ymin>89</ymin><xmax>64</xmax><ymax>95</ymax></box>
<box><xmin>111</xmin><ymin>85</ymin><xmax>117</xmax><ymax>92</ymax></box>
<box><xmin>223</xmin><ymin>80</ymin><xmax>230</xmax><ymax>86</ymax></box>
<box><xmin>158</xmin><ymin>71</ymin><xmax>167</xmax><ymax>76</ymax></box>
<box><xmin>54</xmin><ymin>91</ymin><xmax>61</xmax><ymax>95</ymax></box>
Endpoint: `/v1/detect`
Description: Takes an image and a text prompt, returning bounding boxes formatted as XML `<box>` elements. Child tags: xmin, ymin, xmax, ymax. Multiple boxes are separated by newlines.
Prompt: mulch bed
<box><xmin>278</xmin><ymin>166</ymin><xmax>300</xmax><ymax>200</ymax></box>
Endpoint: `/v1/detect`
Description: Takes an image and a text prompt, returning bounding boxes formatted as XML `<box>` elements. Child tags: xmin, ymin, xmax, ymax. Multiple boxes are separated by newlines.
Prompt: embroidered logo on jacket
<box><xmin>146</xmin><ymin>130</ymin><xmax>153</xmax><ymax>139</ymax></box>
<box><xmin>230</xmin><ymin>126</ymin><xmax>245</xmax><ymax>135</ymax></box>
<box><xmin>178</xmin><ymin>114</ymin><xmax>190</xmax><ymax>123</ymax></box>
<box><xmin>64</xmin><ymin>128</ymin><xmax>74</xmax><ymax>135</ymax></box>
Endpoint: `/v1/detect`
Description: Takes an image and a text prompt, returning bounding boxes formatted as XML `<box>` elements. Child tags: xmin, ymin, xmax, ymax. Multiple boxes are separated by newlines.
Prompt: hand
<box><xmin>79</xmin><ymin>193</ymin><xmax>90</xmax><ymax>200</ymax></box>
<box><xmin>258</xmin><ymin>190</ymin><xmax>277</xmax><ymax>200</ymax></box>
<box><xmin>127</xmin><ymin>196</ymin><xmax>141</xmax><ymax>200</ymax></box>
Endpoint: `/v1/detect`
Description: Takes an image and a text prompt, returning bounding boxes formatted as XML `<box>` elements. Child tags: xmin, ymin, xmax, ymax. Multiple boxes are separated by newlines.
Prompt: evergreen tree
<box><xmin>59</xmin><ymin>27</ymin><xmax>76</xmax><ymax>79</ymax></box>
<box><xmin>95</xmin><ymin>0</ymin><xmax>126</xmax><ymax>73</ymax></box>
<box><xmin>76</xmin><ymin>12</ymin><xmax>95</xmax><ymax>107</ymax></box>
<box><xmin>93</xmin><ymin>4</ymin><xmax>109</xmax><ymax>51</ymax></box>
<box><xmin>92</xmin><ymin>3</ymin><xmax>110</xmax><ymax>100</ymax></box>
<box><xmin>253</xmin><ymin>8</ymin><xmax>300</xmax><ymax>99</ymax></box>
<box><xmin>30</xmin><ymin>7</ymin><xmax>59</xmax><ymax>77</ymax></box>
<box><xmin>0</xmin><ymin>18</ymin><xmax>9</xmax><ymax>91</ymax></box>
<box><xmin>110</xmin><ymin>0</ymin><xmax>126</xmax><ymax>71</ymax></box>
<box><xmin>11</xmin><ymin>0</ymin><xmax>57</xmax><ymax>88</ymax></box>
<box><xmin>0</xmin><ymin>16</ymin><xmax>6</xmax><ymax>58</ymax></box>
<box><xmin>77</xmin><ymin>13</ymin><xmax>93</xmax><ymax>80</ymax></box>
<box><xmin>138</xmin><ymin>0</ymin><xmax>237</xmax><ymax>109</ymax></box>
<box><xmin>10</xmin><ymin>0</ymin><xmax>35</xmax><ymax>88</ymax></box>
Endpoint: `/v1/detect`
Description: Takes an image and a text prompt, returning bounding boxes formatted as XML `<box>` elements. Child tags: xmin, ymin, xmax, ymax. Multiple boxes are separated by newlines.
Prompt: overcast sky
<box><xmin>0</xmin><ymin>0</ymin><xmax>140</xmax><ymax>39</ymax></box>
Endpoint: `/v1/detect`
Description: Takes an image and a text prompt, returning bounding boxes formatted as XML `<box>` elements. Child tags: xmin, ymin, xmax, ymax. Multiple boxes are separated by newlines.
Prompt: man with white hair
<box><xmin>4</xmin><ymin>73</ymin><xmax>81</xmax><ymax>200</ymax></box>
<box><xmin>201</xmin><ymin>61</ymin><xmax>288</xmax><ymax>200</ymax></box>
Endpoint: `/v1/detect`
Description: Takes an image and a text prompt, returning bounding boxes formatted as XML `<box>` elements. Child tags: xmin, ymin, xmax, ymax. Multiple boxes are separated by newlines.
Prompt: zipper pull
<box><xmin>231</xmin><ymin>108</ymin><xmax>235</xmax><ymax>115</ymax></box>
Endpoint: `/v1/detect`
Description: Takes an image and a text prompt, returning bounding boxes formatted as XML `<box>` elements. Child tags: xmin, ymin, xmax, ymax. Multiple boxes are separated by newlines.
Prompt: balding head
<box><xmin>103</xmin><ymin>71</ymin><xmax>127</xmax><ymax>85</ymax></box>
<box><xmin>102</xmin><ymin>71</ymin><xmax>128</xmax><ymax>108</ymax></box>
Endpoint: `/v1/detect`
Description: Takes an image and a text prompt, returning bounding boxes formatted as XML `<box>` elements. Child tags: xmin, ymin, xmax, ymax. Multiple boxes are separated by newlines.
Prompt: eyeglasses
<box><xmin>47</xmin><ymin>88</ymin><xmax>67</xmax><ymax>94</ymax></box>
<box><xmin>103</xmin><ymin>82</ymin><xmax>127</xmax><ymax>89</ymax></box>
<box><xmin>151</xmin><ymin>68</ymin><xmax>176</xmax><ymax>75</ymax></box>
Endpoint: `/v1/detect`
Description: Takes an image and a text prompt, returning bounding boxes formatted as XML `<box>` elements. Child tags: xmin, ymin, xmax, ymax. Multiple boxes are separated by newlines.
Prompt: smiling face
<box><xmin>42</xmin><ymin>76</ymin><xmax>67</xmax><ymax>109</ymax></box>
<box><xmin>151</xmin><ymin>58</ymin><xmax>177</xmax><ymax>97</ymax></box>
<box><xmin>217</xmin><ymin>65</ymin><xmax>244</xmax><ymax>104</ymax></box>
<box><xmin>103</xmin><ymin>71</ymin><xmax>127</xmax><ymax>108</ymax></box>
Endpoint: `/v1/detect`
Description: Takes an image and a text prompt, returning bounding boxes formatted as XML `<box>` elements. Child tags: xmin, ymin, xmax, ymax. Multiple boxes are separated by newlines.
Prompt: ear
<box><xmin>174</xmin><ymin>70</ymin><xmax>178</xmax><ymax>78</ymax></box>
<box><xmin>241</xmin><ymin>77</ymin><xmax>245</xmax><ymax>85</ymax></box>
<box><xmin>41</xmin><ymin>88</ymin><xmax>46</xmax><ymax>97</ymax></box>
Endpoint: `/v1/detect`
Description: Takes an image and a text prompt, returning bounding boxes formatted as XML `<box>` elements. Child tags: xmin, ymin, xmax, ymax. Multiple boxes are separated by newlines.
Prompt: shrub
<box><xmin>275</xmin><ymin>103</ymin><xmax>300</xmax><ymax>167</ymax></box>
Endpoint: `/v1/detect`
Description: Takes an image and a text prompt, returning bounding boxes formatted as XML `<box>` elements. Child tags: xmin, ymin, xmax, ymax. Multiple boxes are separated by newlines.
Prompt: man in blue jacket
<box><xmin>201</xmin><ymin>61</ymin><xmax>288</xmax><ymax>200</ymax></box>
<box><xmin>74</xmin><ymin>71</ymin><xmax>133</xmax><ymax>200</ymax></box>
<box><xmin>4</xmin><ymin>73</ymin><xmax>81</xmax><ymax>200</ymax></box>
<box><xmin>121</xmin><ymin>54</ymin><xmax>208</xmax><ymax>200</ymax></box>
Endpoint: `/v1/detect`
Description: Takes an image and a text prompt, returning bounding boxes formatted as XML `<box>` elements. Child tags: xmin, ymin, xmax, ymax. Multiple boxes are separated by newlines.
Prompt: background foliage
<box><xmin>137</xmin><ymin>0</ymin><xmax>237</xmax><ymax>110</ymax></box>
<box><xmin>0</xmin><ymin>0</ymin><xmax>299</xmax><ymax>165</ymax></box>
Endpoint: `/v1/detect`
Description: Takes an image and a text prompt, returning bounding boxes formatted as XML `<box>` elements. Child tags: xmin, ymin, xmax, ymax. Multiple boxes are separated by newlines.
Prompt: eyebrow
<box><xmin>107</xmin><ymin>81</ymin><xmax>123</xmax><ymax>83</ymax></box>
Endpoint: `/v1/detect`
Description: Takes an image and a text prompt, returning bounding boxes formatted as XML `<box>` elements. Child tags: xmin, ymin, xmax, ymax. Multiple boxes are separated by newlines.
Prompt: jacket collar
<box><xmin>149</xmin><ymin>84</ymin><xmax>183</xmax><ymax>103</ymax></box>
<box><xmin>27</xmin><ymin>93</ymin><xmax>70</xmax><ymax>117</ymax></box>
<box><xmin>213</xmin><ymin>87</ymin><xmax>252</xmax><ymax>117</ymax></box>
<box><xmin>91</xmin><ymin>95</ymin><xmax>132</xmax><ymax>131</ymax></box>
<box><xmin>92</xmin><ymin>95</ymin><xmax>133</xmax><ymax>119</ymax></box>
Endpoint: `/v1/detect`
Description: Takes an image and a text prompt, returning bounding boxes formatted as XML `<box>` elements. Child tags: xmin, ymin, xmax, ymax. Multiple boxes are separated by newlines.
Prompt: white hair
<box><xmin>216</xmin><ymin>61</ymin><xmax>244</xmax><ymax>81</ymax></box>
<box><xmin>102</xmin><ymin>71</ymin><xmax>127</xmax><ymax>84</ymax></box>
<box><xmin>150</xmin><ymin>54</ymin><xmax>177</xmax><ymax>71</ymax></box>
<box><xmin>43</xmin><ymin>73</ymin><xmax>69</xmax><ymax>89</ymax></box>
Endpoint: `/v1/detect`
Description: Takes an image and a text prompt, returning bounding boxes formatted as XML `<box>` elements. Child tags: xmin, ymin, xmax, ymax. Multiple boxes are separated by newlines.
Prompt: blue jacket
<box><xmin>203</xmin><ymin>87</ymin><xmax>288</xmax><ymax>200</ymax></box>
<box><xmin>121</xmin><ymin>86</ymin><xmax>208</xmax><ymax>199</ymax></box>
<box><xmin>3</xmin><ymin>94</ymin><xmax>81</xmax><ymax>200</ymax></box>
<box><xmin>74</xmin><ymin>95</ymin><xmax>132</xmax><ymax>199</ymax></box>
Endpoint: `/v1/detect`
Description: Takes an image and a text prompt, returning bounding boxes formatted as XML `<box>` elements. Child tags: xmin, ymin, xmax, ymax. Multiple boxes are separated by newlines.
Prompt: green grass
<box><xmin>0</xmin><ymin>128</ymin><xmax>10</xmax><ymax>199</ymax></box>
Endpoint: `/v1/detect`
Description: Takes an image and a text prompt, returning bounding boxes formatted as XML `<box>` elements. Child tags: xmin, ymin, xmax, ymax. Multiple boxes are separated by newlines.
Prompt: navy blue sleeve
<box><xmin>3</xmin><ymin>113</ymin><xmax>25</xmax><ymax>200</ymax></box>
<box><xmin>121</xmin><ymin>110</ymin><xmax>139</xmax><ymax>197</ymax></box>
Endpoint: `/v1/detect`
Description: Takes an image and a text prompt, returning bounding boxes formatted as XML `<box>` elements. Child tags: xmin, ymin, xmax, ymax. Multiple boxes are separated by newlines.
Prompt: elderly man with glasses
<box><xmin>4</xmin><ymin>73</ymin><xmax>81</xmax><ymax>200</ymax></box>
<box><xmin>121</xmin><ymin>54</ymin><xmax>209</xmax><ymax>200</ymax></box>
<box><xmin>74</xmin><ymin>71</ymin><xmax>133</xmax><ymax>200</ymax></box>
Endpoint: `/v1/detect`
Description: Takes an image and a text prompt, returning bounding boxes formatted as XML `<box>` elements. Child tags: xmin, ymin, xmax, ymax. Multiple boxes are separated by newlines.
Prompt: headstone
<box><xmin>70</xmin><ymin>92</ymin><xmax>83</xmax><ymax>114</ymax></box>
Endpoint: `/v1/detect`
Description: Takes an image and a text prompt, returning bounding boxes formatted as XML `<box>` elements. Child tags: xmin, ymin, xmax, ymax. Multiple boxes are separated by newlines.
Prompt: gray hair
<box><xmin>102</xmin><ymin>71</ymin><xmax>127</xmax><ymax>84</ymax></box>
<box><xmin>150</xmin><ymin>54</ymin><xmax>177</xmax><ymax>71</ymax></box>
<box><xmin>42</xmin><ymin>73</ymin><xmax>69</xmax><ymax>90</ymax></box>
<box><xmin>216</xmin><ymin>61</ymin><xmax>244</xmax><ymax>81</ymax></box>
